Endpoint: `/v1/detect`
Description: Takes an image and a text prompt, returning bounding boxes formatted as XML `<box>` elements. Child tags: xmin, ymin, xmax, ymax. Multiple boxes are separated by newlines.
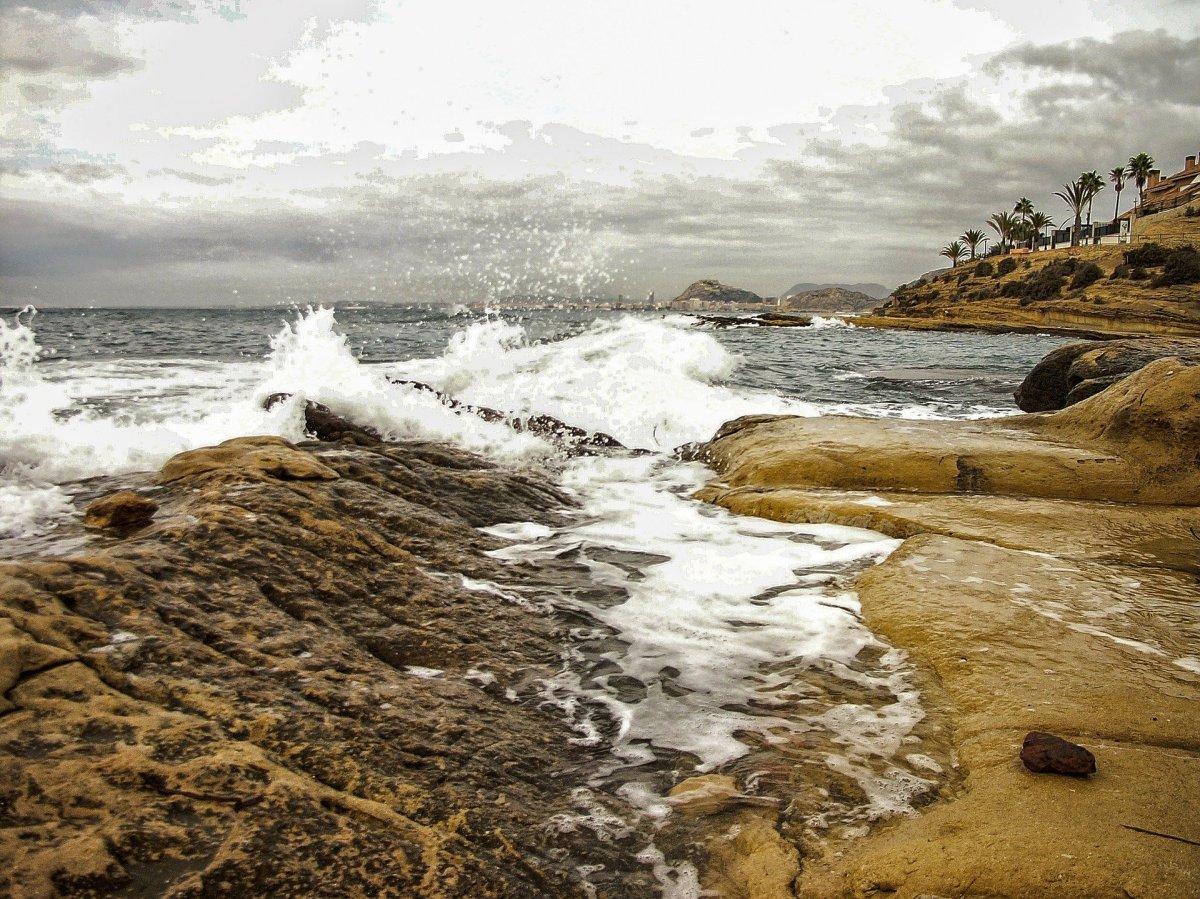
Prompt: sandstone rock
<box><xmin>695</xmin><ymin>358</ymin><xmax>1200</xmax><ymax>897</ymax></box>
<box><xmin>157</xmin><ymin>436</ymin><xmax>340</xmax><ymax>484</ymax></box>
<box><xmin>699</xmin><ymin>360</ymin><xmax>1200</xmax><ymax>505</ymax></box>
<box><xmin>1014</xmin><ymin>337</ymin><xmax>1200</xmax><ymax>411</ymax></box>
<box><xmin>82</xmin><ymin>490</ymin><xmax>158</xmax><ymax>530</ymax></box>
<box><xmin>1</xmin><ymin>438</ymin><xmax>662</xmax><ymax>897</ymax></box>
<box><xmin>1020</xmin><ymin>732</ymin><xmax>1097</xmax><ymax>777</ymax></box>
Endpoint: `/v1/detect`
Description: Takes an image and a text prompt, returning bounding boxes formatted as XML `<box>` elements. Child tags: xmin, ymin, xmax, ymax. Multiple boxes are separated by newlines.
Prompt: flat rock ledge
<box><xmin>695</xmin><ymin>359</ymin><xmax>1200</xmax><ymax>897</ymax></box>
<box><xmin>0</xmin><ymin>436</ymin><xmax>666</xmax><ymax>897</ymax></box>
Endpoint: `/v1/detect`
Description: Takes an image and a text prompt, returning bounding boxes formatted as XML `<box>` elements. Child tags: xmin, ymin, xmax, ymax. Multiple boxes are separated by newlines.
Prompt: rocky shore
<box><xmin>4</xmin><ymin>343</ymin><xmax>1198</xmax><ymax>897</ymax></box>
<box><xmin>695</xmin><ymin>357</ymin><xmax>1200</xmax><ymax>896</ymax></box>
<box><xmin>0</xmin><ymin>437</ymin><xmax>668</xmax><ymax>897</ymax></box>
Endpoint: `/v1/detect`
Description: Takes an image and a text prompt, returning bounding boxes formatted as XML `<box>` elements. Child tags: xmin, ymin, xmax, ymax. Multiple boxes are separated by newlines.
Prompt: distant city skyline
<box><xmin>2</xmin><ymin>0</ymin><xmax>1198</xmax><ymax>306</ymax></box>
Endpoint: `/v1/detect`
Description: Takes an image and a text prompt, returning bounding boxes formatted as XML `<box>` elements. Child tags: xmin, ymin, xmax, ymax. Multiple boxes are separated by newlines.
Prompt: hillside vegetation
<box><xmin>862</xmin><ymin>206</ymin><xmax>1200</xmax><ymax>338</ymax></box>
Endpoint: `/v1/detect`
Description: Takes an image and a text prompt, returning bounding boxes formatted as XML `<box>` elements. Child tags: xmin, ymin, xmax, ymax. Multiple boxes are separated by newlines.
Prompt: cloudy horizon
<box><xmin>1</xmin><ymin>0</ymin><xmax>1198</xmax><ymax>307</ymax></box>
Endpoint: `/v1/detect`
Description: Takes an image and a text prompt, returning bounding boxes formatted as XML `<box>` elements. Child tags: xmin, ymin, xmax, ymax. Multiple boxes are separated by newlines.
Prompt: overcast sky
<box><xmin>1</xmin><ymin>0</ymin><xmax>1198</xmax><ymax>306</ymax></box>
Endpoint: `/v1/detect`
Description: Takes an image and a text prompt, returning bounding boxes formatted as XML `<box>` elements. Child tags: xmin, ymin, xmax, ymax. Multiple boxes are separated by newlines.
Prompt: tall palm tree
<box><xmin>961</xmin><ymin>229</ymin><xmax>985</xmax><ymax>260</ymax></box>
<box><xmin>1027</xmin><ymin>212</ymin><xmax>1055</xmax><ymax>251</ymax></box>
<box><xmin>1108</xmin><ymin>166</ymin><xmax>1126</xmax><ymax>223</ymax></box>
<box><xmin>940</xmin><ymin>241</ymin><xmax>967</xmax><ymax>267</ymax></box>
<box><xmin>1127</xmin><ymin>153</ymin><xmax>1155</xmax><ymax>212</ymax></box>
<box><xmin>987</xmin><ymin>211</ymin><xmax>1019</xmax><ymax>253</ymax></box>
<box><xmin>1014</xmin><ymin>197</ymin><xmax>1035</xmax><ymax>249</ymax></box>
<box><xmin>1080</xmin><ymin>171</ymin><xmax>1104</xmax><ymax>228</ymax></box>
<box><xmin>1054</xmin><ymin>179</ymin><xmax>1088</xmax><ymax>247</ymax></box>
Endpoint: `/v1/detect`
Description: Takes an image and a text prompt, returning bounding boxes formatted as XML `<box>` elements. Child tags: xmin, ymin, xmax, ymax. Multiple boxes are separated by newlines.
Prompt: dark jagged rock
<box><xmin>387</xmin><ymin>379</ymin><xmax>627</xmax><ymax>453</ymax></box>
<box><xmin>692</xmin><ymin>312</ymin><xmax>813</xmax><ymax>328</ymax></box>
<box><xmin>1020</xmin><ymin>732</ymin><xmax>1097</xmax><ymax>777</ymax></box>
<box><xmin>263</xmin><ymin>393</ymin><xmax>382</xmax><ymax>445</ymax></box>
<box><xmin>82</xmin><ymin>490</ymin><xmax>158</xmax><ymax>531</ymax></box>
<box><xmin>1015</xmin><ymin>338</ymin><xmax>1200</xmax><ymax>411</ymax></box>
<box><xmin>0</xmin><ymin>436</ymin><xmax>660</xmax><ymax>897</ymax></box>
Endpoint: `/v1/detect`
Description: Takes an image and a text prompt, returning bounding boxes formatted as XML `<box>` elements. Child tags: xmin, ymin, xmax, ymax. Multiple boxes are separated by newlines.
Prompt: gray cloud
<box><xmin>46</xmin><ymin>160</ymin><xmax>126</xmax><ymax>182</ymax></box>
<box><xmin>3</xmin><ymin>28</ymin><xmax>1200</xmax><ymax>306</ymax></box>
<box><xmin>989</xmin><ymin>30</ymin><xmax>1200</xmax><ymax>106</ymax></box>
<box><xmin>0</xmin><ymin>7</ymin><xmax>142</xmax><ymax>78</ymax></box>
<box><xmin>157</xmin><ymin>167</ymin><xmax>241</xmax><ymax>186</ymax></box>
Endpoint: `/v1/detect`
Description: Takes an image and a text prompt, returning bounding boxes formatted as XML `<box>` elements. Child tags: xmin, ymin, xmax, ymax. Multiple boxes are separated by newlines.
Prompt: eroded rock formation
<box><xmin>0</xmin><ymin>436</ymin><xmax>662</xmax><ymax>897</ymax></box>
<box><xmin>1014</xmin><ymin>337</ymin><xmax>1200</xmax><ymax>411</ymax></box>
<box><xmin>695</xmin><ymin>359</ymin><xmax>1200</xmax><ymax>897</ymax></box>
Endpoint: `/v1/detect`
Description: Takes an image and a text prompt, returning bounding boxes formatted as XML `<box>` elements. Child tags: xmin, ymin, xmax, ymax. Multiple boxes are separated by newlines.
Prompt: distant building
<box><xmin>1132</xmin><ymin>150</ymin><xmax>1200</xmax><ymax>215</ymax></box>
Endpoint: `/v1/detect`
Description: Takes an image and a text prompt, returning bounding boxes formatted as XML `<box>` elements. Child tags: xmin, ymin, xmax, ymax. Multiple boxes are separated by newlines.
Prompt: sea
<box><xmin>0</xmin><ymin>303</ymin><xmax>1064</xmax><ymax>887</ymax></box>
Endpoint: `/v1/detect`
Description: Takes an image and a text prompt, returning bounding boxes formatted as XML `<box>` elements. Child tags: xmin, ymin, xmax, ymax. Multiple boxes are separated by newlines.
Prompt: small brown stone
<box><xmin>1020</xmin><ymin>731</ymin><xmax>1097</xmax><ymax>777</ymax></box>
<box><xmin>83</xmin><ymin>490</ymin><xmax>158</xmax><ymax>531</ymax></box>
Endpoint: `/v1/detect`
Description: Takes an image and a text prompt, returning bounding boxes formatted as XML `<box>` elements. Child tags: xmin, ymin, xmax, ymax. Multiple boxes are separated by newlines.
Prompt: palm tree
<box><xmin>1080</xmin><ymin>170</ymin><xmax>1104</xmax><ymax>229</ymax></box>
<box><xmin>1014</xmin><ymin>197</ymin><xmax>1035</xmax><ymax>249</ymax></box>
<box><xmin>940</xmin><ymin>241</ymin><xmax>967</xmax><ymax>267</ymax></box>
<box><xmin>1054</xmin><ymin>179</ymin><xmax>1089</xmax><ymax>247</ymax></box>
<box><xmin>961</xmin><ymin>229</ymin><xmax>985</xmax><ymax>260</ymax></box>
<box><xmin>987</xmin><ymin>211</ymin><xmax>1019</xmax><ymax>253</ymax></box>
<box><xmin>1108</xmin><ymin>167</ymin><xmax>1126</xmax><ymax>223</ymax></box>
<box><xmin>1127</xmin><ymin>153</ymin><xmax>1155</xmax><ymax>212</ymax></box>
<box><xmin>1027</xmin><ymin>212</ymin><xmax>1055</xmax><ymax>251</ymax></box>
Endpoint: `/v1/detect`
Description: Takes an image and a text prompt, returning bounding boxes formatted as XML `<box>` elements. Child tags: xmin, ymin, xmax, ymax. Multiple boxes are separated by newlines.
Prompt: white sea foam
<box><xmin>485</xmin><ymin>454</ymin><xmax>926</xmax><ymax>813</ymax></box>
<box><xmin>808</xmin><ymin>315</ymin><xmax>855</xmax><ymax>329</ymax></box>
<box><xmin>394</xmin><ymin>314</ymin><xmax>817</xmax><ymax>450</ymax></box>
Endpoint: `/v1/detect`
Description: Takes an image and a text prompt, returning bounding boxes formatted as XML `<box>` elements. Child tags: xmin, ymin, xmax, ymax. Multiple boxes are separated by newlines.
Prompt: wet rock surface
<box><xmin>0</xmin><ymin>436</ymin><xmax>663</xmax><ymax>897</ymax></box>
<box><xmin>1020</xmin><ymin>732</ymin><xmax>1097</xmax><ymax>777</ymax></box>
<box><xmin>696</xmin><ymin>361</ymin><xmax>1200</xmax><ymax>897</ymax></box>
<box><xmin>387</xmin><ymin>379</ymin><xmax>629</xmax><ymax>453</ymax></box>
<box><xmin>82</xmin><ymin>490</ymin><xmax>158</xmax><ymax>531</ymax></box>
<box><xmin>691</xmin><ymin>312</ymin><xmax>813</xmax><ymax>328</ymax></box>
<box><xmin>1014</xmin><ymin>337</ymin><xmax>1200</xmax><ymax>411</ymax></box>
<box><xmin>264</xmin><ymin>393</ymin><xmax>383</xmax><ymax>444</ymax></box>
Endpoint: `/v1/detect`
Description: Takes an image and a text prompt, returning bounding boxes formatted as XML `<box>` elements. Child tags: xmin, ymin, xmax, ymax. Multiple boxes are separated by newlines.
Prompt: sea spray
<box><xmin>396</xmin><ymin>313</ymin><xmax>819</xmax><ymax>449</ymax></box>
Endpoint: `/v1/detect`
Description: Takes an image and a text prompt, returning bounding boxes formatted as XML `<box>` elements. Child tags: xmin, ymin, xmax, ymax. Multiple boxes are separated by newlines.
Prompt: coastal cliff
<box><xmin>695</xmin><ymin>358</ymin><xmax>1200</xmax><ymax>896</ymax></box>
<box><xmin>859</xmin><ymin>206</ymin><xmax>1200</xmax><ymax>339</ymax></box>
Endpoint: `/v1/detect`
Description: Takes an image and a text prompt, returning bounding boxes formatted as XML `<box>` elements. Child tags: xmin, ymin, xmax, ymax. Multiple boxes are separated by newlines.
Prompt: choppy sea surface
<box><xmin>0</xmin><ymin>304</ymin><xmax>1063</xmax><ymax>890</ymax></box>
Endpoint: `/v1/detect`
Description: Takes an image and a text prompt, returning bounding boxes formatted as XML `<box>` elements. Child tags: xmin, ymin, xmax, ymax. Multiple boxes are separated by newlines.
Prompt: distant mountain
<box><xmin>671</xmin><ymin>279</ymin><xmax>766</xmax><ymax>307</ymax></box>
<box><xmin>778</xmin><ymin>287</ymin><xmax>879</xmax><ymax>313</ymax></box>
<box><xmin>783</xmin><ymin>281</ymin><xmax>891</xmax><ymax>300</ymax></box>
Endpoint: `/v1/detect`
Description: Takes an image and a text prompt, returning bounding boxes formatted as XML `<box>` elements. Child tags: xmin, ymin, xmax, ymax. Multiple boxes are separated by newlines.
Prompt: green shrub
<box><xmin>1109</xmin><ymin>263</ymin><xmax>1130</xmax><ymax>280</ymax></box>
<box><xmin>1042</xmin><ymin>257</ymin><xmax>1079</xmax><ymax>278</ymax></box>
<box><xmin>974</xmin><ymin>261</ymin><xmax>994</xmax><ymax>277</ymax></box>
<box><xmin>1130</xmin><ymin>266</ymin><xmax>1150</xmax><ymax>280</ymax></box>
<box><xmin>1070</xmin><ymin>262</ymin><xmax>1103</xmax><ymax>290</ymax></box>
<box><xmin>1152</xmin><ymin>247</ymin><xmax>1200</xmax><ymax>287</ymax></box>
<box><xmin>1125</xmin><ymin>242</ymin><xmax>1170</xmax><ymax>267</ymax></box>
<box><xmin>996</xmin><ymin>257</ymin><xmax>1017</xmax><ymax>277</ymax></box>
<box><xmin>998</xmin><ymin>280</ymin><xmax>1023</xmax><ymax>298</ymax></box>
<box><xmin>1186</xmin><ymin>206</ymin><xmax>1198</xmax><ymax>218</ymax></box>
<box><xmin>956</xmin><ymin>272</ymin><xmax>970</xmax><ymax>285</ymax></box>
<box><xmin>1022</xmin><ymin>270</ymin><xmax>1065</xmax><ymax>301</ymax></box>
